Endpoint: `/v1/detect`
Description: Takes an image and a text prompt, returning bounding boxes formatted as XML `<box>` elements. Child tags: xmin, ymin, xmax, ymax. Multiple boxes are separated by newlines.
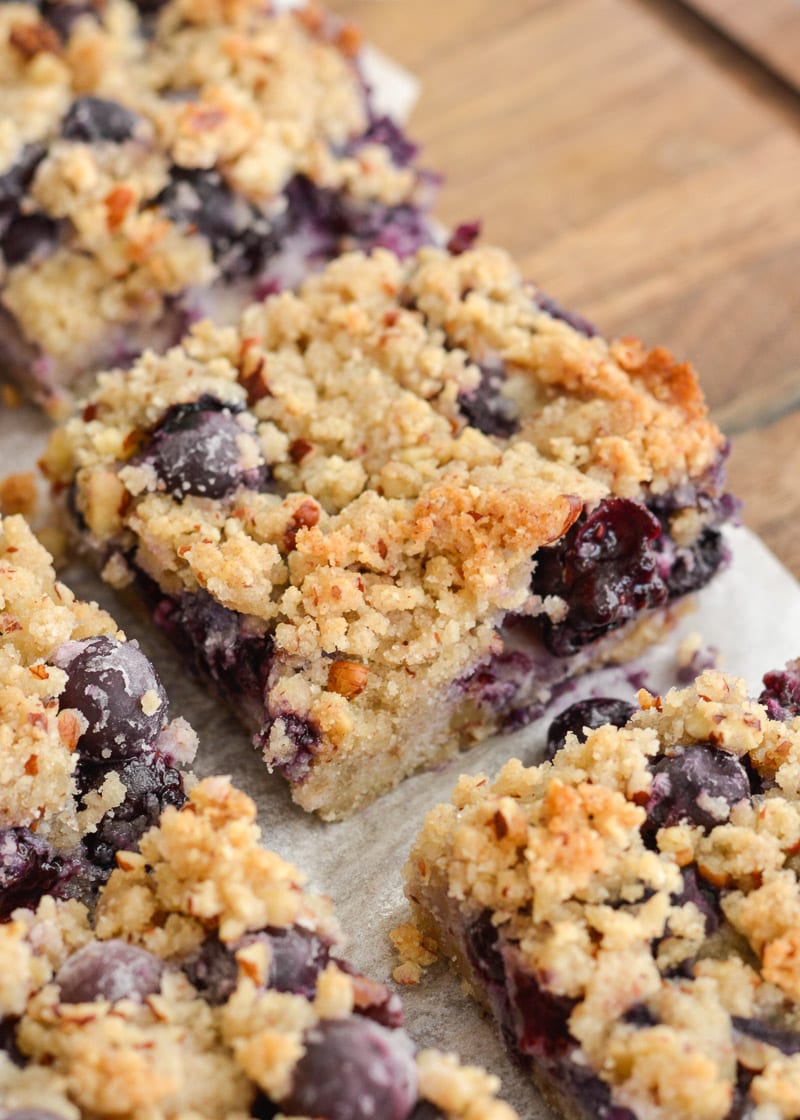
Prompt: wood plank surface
<box><xmin>333</xmin><ymin>0</ymin><xmax>800</xmax><ymax>578</ymax></box>
<box><xmin>686</xmin><ymin>0</ymin><xmax>800</xmax><ymax>93</ymax></box>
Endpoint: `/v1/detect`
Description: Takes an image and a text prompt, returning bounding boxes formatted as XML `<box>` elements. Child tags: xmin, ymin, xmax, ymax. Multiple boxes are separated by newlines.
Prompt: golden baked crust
<box><xmin>402</xmin><ymin>671</ymin><xmax>800</xmax><ymax>1120</ymax></box>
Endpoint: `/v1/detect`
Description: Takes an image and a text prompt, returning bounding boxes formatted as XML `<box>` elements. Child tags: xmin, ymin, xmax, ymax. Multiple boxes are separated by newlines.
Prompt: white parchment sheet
<box><xmin>3</xmin><ymin>50</ymin><xmax>800</xmax><ymax>1120</ymax></box>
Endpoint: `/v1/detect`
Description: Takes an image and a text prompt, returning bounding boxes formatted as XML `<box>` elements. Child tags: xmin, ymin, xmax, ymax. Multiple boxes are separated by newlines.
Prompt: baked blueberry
<box><xmin>279</xmin><ymin>1018</ymin><xmax>417</xmax><ymax>1120</ymax></box>
<box><xmin>61</xmin><ymin>96</ymin><xmax>139</xmax><ymax>143</ymax></box>
<box><xmin>644</xmin><ymin>744</ymin><xmax>750</xmax><ymax>836</ymax></box>
<box><xmin>56</xmin><ymin>940</ymin><xmax>165</xmax><ymax>1003</ymax></box>
<box><xmin>53</xmin><ymin>636</ymin><xmax>169</xmax><ymax>761</ymax></box>
<box><xmin>546</xmin><ymin>697</ymin><xmax>637</xmax><ymax>758</ymax></box>
<box><xmin>0</xmin><ymin>827</ymin><xmax>76</xmax><ymax>920</ymax></box>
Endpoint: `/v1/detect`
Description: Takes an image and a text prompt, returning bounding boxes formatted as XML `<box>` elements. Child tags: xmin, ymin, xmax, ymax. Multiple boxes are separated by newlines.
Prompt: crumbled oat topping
<box><xmin>403</xmin><ymin>671</ymin><xmax>800</xmax><ymax>1120</ymax></box>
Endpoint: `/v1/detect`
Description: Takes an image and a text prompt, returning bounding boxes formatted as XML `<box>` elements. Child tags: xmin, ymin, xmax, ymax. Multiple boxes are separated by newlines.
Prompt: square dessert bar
<box><xmin>44</xmin><ymin>244</ymin><xmax>732</xmax><ymax>819</ymax></box>
<box><xmin>0</xmin><ymin>774</ymin><xmax>518</xmax><ymax>1120</ymax></box>
<box><xmin>0</xmin><ymin>0</ymin><xmax>433</xmax><ymax>412</ymax></box>
<box><xmin>401</xmin><ymin>668</ymin><xmax>800</xmax><ymax>1120</ymax></box>
<box><xmin>0</xmin><ymin>511</ymin><xmax>196</xmax><ymax>917</ymax></box>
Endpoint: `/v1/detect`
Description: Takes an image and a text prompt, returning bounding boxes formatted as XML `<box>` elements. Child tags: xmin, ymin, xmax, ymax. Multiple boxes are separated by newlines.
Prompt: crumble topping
<box><xmin>3</xmin><ymin>777</ymin><xmax>519</xmax><ymax>1120</ymax></box>
<box><xmin>403</xmin><ymin>671</ymin><xmax>800</xmax><ymax>1120</ymax></box>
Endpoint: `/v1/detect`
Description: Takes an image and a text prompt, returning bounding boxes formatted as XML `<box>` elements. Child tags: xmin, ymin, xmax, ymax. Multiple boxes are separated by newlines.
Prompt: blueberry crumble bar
<box><xmin>401</xmin><ymin>668</ymin><xmax>800</xmax><ymax>1120</ymax></box>
<box><xmin>0</xmin><ymin>774</ymin><xmax>518</xmax><ymax>1120</ymax></box>
<box><xmin>0</xmin><ymin>0</ymin><xmax>433</xmax><ymax>412</ymax></box>
<box><xmin>43</xmin><ymin>244</ymin><xmax>732</xmax><ymax>819</ymax></box>
<box><xmin>0</xmin><ymin>511</ymin><xmax>196</xmax><ymax>917</ymax></box>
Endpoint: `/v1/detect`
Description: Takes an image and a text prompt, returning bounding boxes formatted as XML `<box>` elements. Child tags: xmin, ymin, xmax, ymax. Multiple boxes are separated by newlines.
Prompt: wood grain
<box><xmin>333</xmin><ymin>0</ymin><xmax>800</xmax><ymax>575</ymax></box>
<box><xmin>685</xmin><ymin>0</ymin><xmax>800</xmax><ymax>93</ymax></box>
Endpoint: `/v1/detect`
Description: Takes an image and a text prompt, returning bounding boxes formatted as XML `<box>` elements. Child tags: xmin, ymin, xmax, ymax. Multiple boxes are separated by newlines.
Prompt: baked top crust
<box><xmin>403</xmin><ymin>669</ymin><xmax>800</xmax><ymax>1120</ymax></box>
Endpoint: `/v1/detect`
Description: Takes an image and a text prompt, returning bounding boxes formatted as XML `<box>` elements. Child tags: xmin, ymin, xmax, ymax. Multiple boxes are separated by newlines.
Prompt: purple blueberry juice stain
<box><xmin>53</xmin><ymin>635</ymin><xmax>169</xmax><ymax>762</ymax></box>
<box><xmin>446</xmin><ymin>220</ymin><xmax>481</xmax><ymax>255</ymax></box>
<box><xmin>353</xmin><ymin>116</ymin><xmax>418</xmax><ymax>167</ymax></box>
<box><xmin>278</xmin><ymin>1017</ymin><xmax>417</xmax><ymax>1120</ymax></box>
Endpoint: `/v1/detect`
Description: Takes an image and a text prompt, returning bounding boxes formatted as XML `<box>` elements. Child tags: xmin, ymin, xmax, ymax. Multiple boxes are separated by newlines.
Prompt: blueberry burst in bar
<box><xmin>0</xmin><ymin>512</ymin><xmax>195</xmax><ymax>919</ymax></box>
<box><xmin>44</xmin><ymin>245</ymin><xmax>731</xmax><ymax>818</ymax></box>
<box><xmin>402</xmin><ymin>669</ymin><xmax>800</xmax><ymax>1120</ymax></box>
<box><xmin>0</xmin><ymin>0</ymin><xmax>433</xmax><ymax>412</ymax></box>
<box><xmin>0</xmin><ymin>776</ymin><xmax>517</xmax><ymax>1120</ymax></box>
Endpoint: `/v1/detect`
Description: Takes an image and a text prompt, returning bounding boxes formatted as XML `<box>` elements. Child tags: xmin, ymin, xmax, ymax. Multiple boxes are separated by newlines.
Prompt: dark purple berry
<box><xmin>446</xmin><ymin>220</ymin><xmax>481</xmax><ymax>256</ymax></box>
<box><xmin>731</xmin><ymin>1016</ymin><xmax>800</xmax><ymax>1056</ymax></box>
<box><xmin>143</xmin><ymin>401</ymin><xmax>262</xmax><ymax>500</ymax></box>
<box><xmin>644</xmin><ymin>744</ymin><xmax>750</xmax><ymax>838</ymax></box>
<box><xmin>662</xmin><ymin>527</ymin><xmax>725</xmax><ymax>601</ymax></box>
<box><xmin>407</xmin><ymin>1105</ymin><xmax>446</xmax><ymax>1120</ymax></box>
<box><xmin>78</xmin><ymin>751</ymin><xmax>186</xmax><ymax>870</ymax></box>
<box><xmin>759</xmin><ymin>661</ymin><xmax>800</xmax><ymax>722</ymax></box>
<box><xmin>61</xmin><ymin>96</ymin><xmax>139</xmax><ymax>143</ymax></box>
<box><xmin>183</xmin><ymin>926</ymin><xmax>330</xmax><ymax>1005</ymax></box>
<box><xmin>0</xmin><ymin>827</ymin><xmax>77</xmax><ymax>919</ymax></box>
<box><xmin>40</xmin><ymin>0</ymin><xmax>101</xmax><ymax>38</ymax></box>
<box><xmin>0</xmin><ymin>143</ymin><xmax>45</xmax><ymax>208</ymax></box>
<box><xmin>546</xmin><ymin>697</ymin><xmax>637</xmax><ymax>759</ymax></box>
<box><xmin>1</xmin><ymin>212</ymin><xmax>59</xmax><ymax>266</ymax></box>
<box><xmin>53</xmin><ymin>636</ymin><xmax>169</xmax><ymax>762</ymax></box>
<box><xmin>458</xmin><ymin>361</ymin><xmax>518</xmax><ymax>438</ymax></box>
<box><xmin>531</xmin><ymin>498</ymin><xmax>667</xmax><ymax>657</ymax></box>
<box><xmin>671</xmin><ymin>866</ymin><xmax>720</xmax><ymax>936</ymax></box>
<box><xmin>279</xmin><ymin>1018</ymin><xmax>417</xmax><ymax>1120</ymax></box>
<box><xmin>56</xmin><ymin>940</ymin><xmax>164</xmax><ymax>1003</ymax></box>
<box><xmin>156</xmin><ymin>168</ymin><xmax>279</xmax><ymax>276</ymax></box>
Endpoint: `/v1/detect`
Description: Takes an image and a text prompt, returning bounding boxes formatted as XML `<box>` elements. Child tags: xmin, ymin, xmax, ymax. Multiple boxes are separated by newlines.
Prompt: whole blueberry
<box><xmin>56</xmin><ymin>940</ymin><xmax>164</xmax><ymax>1003</ymax></box>
<box><xmin>531</xmin><ymin>498</ymin><xmax>667</xmax><ymax>656</ymax></box>
<box><xmin>61</xmin><ymin>96</ymin><xmax>139</xmax><ymax>143</ymax></box>
<box><xmin>760</xmin><ymin>662</ymin><xmax>800</xmax><ymax>722</ymax></box>
<box><xmin>53</xmin><ymin>636</ymin><xmax>169</xmax><ymax>762</ymax></box>
<box><xmin>156</xmin><ymin>169</ymin><xmax>277</xmax><ymax>276</ymax></box>
<box><xmin>0</xmin><ymin>143</ymin><xmax>45</xmax><ymax>208</ymax></box>
<box><xmin>546</xmin><ymin>697</ymin><xmax>637</xmax><ymax>759</ymax></box>
<box><xmin>279</xmin><ymin>1018</ymin><xmax>418</xmax><ymax>1120</ymax></box>
<box><xmin>644</xmin><ymin>744</ymin><xmax>750</xmax><ymax>837</ymax></box>
<box><xmin>0</xmin><ymin>827</ymin><xmax>77</xmax><ymax>919</ymax></box>
<box><xmin>182</xmin><ymin>926</ymin><xmax>329</xmax><ymax>1005</ymax></box>
<box><xmin>143</xmin><ymin>401</ymin><xmax>259</xmax><ymax>501</ymax></box>
<box><xmin>1</xmin><ymin>212</ymin><xmax>59</xmax><ymax>266</ymax></box>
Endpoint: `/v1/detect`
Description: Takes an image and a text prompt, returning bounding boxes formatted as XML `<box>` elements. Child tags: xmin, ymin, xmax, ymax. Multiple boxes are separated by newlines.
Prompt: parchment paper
<box><xmin>3</xmin><ymin>52</ymin><xmax>800</xmax><ymax>1120</ymax></box>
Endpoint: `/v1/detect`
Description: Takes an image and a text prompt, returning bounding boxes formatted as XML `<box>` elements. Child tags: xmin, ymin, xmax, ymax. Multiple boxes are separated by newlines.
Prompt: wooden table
<box><xmin>333</xmin><ymin>0</ymin><xmax>800</xmax><ymax>578</ymax></box>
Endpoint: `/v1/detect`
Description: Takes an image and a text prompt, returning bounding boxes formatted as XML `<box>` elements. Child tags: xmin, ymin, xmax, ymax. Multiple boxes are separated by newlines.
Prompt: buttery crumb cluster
<box><xmin>44</xmin><ymin>245</ymin><xmax>728</xmax><ymax>818</ymax></box>
<box><xmin>403</xmin><ymin>670</ymin><xmax>800</xmax><ymax>1120</ymax></box>
<box><xmin>0</xmin><ymin>0</ymin><xmax>431</xmax><ymax>409</ymax></box>
<box><xmin>1</xmin><ymin>776</ymin><xmax>517</xmax><ymax>1120</ymax></box>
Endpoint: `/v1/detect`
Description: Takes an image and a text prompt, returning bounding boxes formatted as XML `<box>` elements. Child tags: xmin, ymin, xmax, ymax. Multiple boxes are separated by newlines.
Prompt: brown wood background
<box><xmin>332</xmin><ymin>0</ymin><xmax>800</xmax><ymax>578</ymax></box>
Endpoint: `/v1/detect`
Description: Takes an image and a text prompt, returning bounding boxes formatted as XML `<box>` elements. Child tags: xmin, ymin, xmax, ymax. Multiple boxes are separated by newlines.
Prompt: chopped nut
<box><xmin>327</xmin><ymin>660</ymin><xmax>369</xmax><ymax>700</ymax></box>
